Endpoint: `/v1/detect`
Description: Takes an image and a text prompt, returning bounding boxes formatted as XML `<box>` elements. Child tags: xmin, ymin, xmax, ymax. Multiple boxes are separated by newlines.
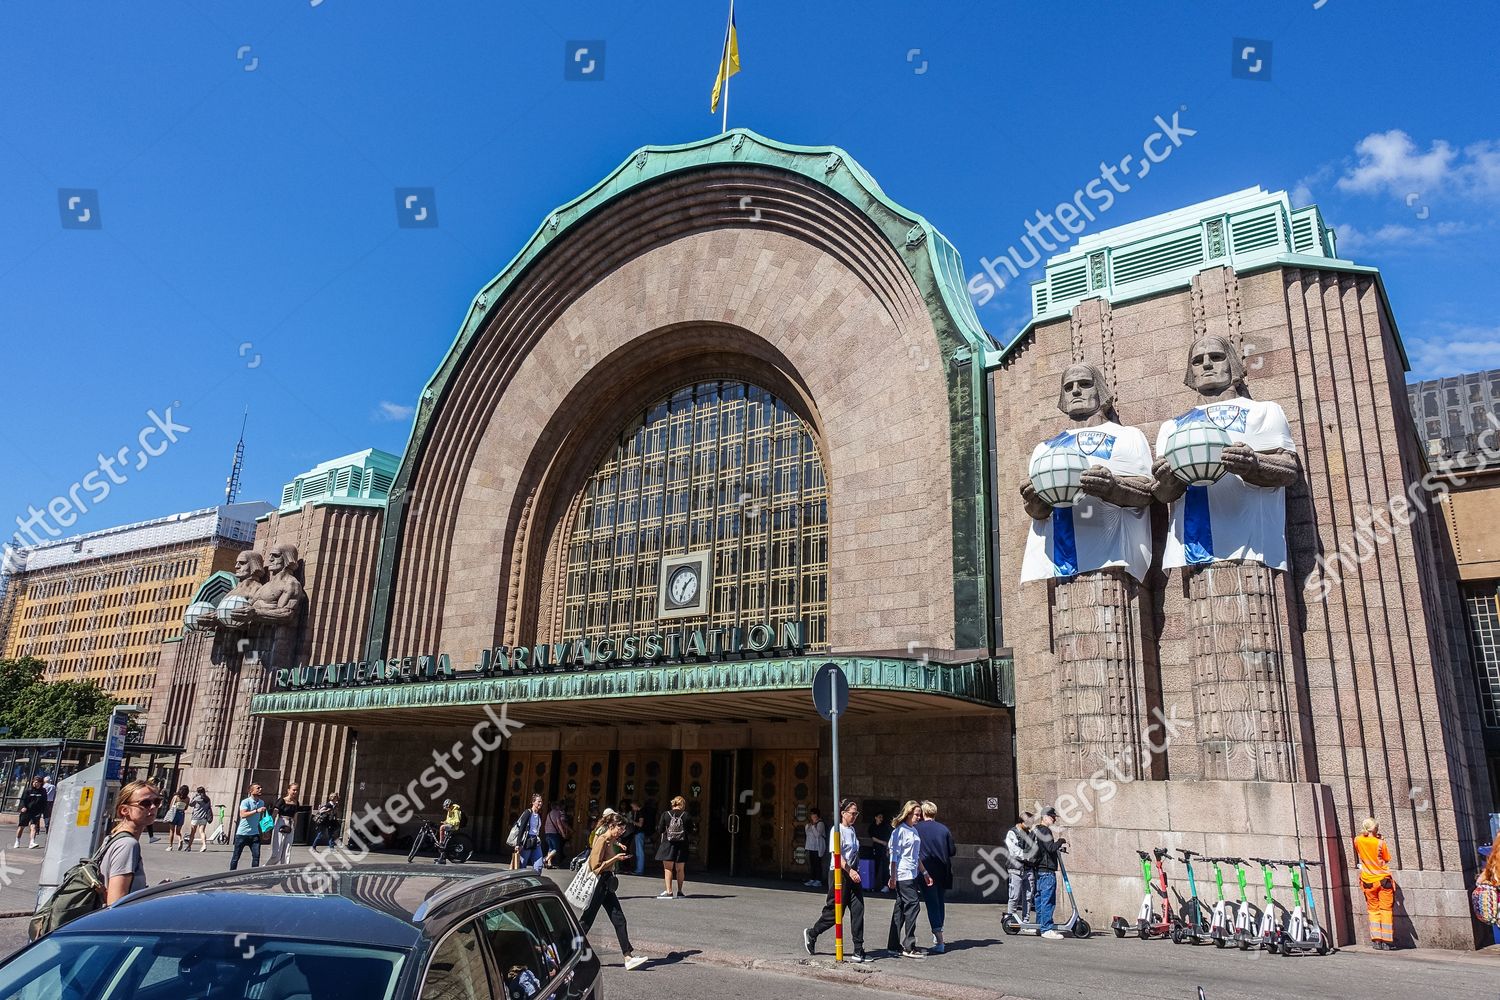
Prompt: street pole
<box><xmin>830</xmin><ymin>669</ymin><xmax>843</xmax><ymax>963</ymax></box>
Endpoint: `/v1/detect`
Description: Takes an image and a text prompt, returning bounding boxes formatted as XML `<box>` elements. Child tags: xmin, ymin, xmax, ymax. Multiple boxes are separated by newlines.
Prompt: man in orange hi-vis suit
<box><xmin>1354</xmin><ymin>817</ymin><xmax>1396</xmax><ymax>949</ymax></box>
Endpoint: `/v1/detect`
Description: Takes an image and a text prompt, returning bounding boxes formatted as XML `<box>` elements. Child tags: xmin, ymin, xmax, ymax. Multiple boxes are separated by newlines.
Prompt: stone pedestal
<box><xmin>1054</xmin><ymin>571</ymin><xmax>1156</xmax><ymax>779</ymax></box>
<box><xmin>1185</xmin><ymin>562</ymin><xmax>1294</xmax><ymax>782</ymax></box>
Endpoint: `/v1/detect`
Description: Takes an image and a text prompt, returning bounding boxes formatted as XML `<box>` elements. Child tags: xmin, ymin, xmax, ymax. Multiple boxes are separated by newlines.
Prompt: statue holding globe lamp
<box><xmin>1019</xmin><ymin>362</ymin><xmax>1156</xmax><ymax>778</ymax></box>
<box><xmin>1152</xmin><ymin>335</ymin><xmax>1300</xmax><ymax>782</ymax></box>
<box><xmin>215</xmin><ymin>550</ymin><xmax>266</xmax><ymax>630</ymax></box>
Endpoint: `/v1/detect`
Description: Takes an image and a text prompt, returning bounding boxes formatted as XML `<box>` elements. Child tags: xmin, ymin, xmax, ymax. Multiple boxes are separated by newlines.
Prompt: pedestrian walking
<box><xmin>144</xmin><ymin>777</ymin><xmax>163</xmax><ymax>843</ymax></box>
<box><xmin>578</xmin><ymin>811</ymin><xmax>650</xmax><ymax>971</ymax></box>
<box><xmin>544</xmin><ymin>800</ymin><xmax>571</xmax><ymax>869</ymax></box>
<box><xmin>655</xmin><ymin>795</ymin><xmax>693</xmax><ymax>898</ymax></box>
<box><xmin>1032</xmin><ymin>808</ymin><xmax>1067</xmax><ymax>940</ymax></box>
<box><xmin>269</xmin><ymin>783</ymin><xmax>302</xmax><ymax>864</ymax></box>
<box><xmin>230</xmin><ymin>782</ymin><xmax>268</xmax><ymax>870</ymax></box>
<box><xmin>916</xmin><ymin>800</ymin><xmax>957</xmax><ymax>953</ymax></box>
<box><xmin>14</xmin><ymin>778</ymin><xmax>46</xmax><ymax>850</ymax></box>
<box><xmin>1004</xmin><ymin>813</ymin><xmax>1036</xmax><ymax>918</ymax></box>
<box><xmin>804</xmin><ymin>808</ymin><xmax>829</xmax><ymax>888</ymax></box>
<box><xmin>186</xmin><ymin>786</ymin><xmax>213</xmax><ymax>852</ymax></box>
<box><xmin>868</xmin><ymin>811</ymin><xmax>891</xmax><ymax>892</ymax></box>
<box><xmin>803</xmin><ymin>798</ymin><xmax>869</xmax><ymax>962</ymax></box>
<box><xmin>509</xmin><ymin>794</ymin><xmax>546</xmax><ymax>872</ymax></box>
<box><xmin>102</xmin><ymin>780</ymin><xmax>158</xmax><ymax>904</ymax></box>
<box><xmin>625</xmin><ymin>800</ymin><xmax>647</xmax><ymax>876</ymax></box>
<box><xmin>40</xmin><ymin>776</ymin><xmax>54</xmax><ymax>834</ymax></box>
<box><xmin>310</xmin><ymin>793</ymin><xmax>341</xmax><ymax>850</ymax></box>
<box><xmin>886</xmin><ymin>800</ymin><xmax>933</xmax><ymax>958</ymax></box>
<box><xmin>1354</xmin><ymin>817</ymin><xmax>1397</xmax><ymax>949</ymax></box>
<box><xmin>165</xmin><ymin>785</ymin><xmax>190</xmax><ymax>851</ymax></box>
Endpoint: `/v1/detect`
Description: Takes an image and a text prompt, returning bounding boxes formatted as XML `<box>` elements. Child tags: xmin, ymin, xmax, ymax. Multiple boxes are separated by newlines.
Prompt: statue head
<box><xmin>233</xmin><ymin>550</ymin><xmax>266</xmax><ymax>584</ymax></box>
<box><xmin>1056</xmin><ymin>362</ymin><xmax>1114</xmax><ymax>421</ymax></box>
<box><xmin>1184</xmin><ymin>335</ymin><xmax>1245</xmax><ymax>395</ymax></box>
<box><xmin>266</xmin><ymin>543</ymin><xmax>300</xmax><ymax>576</ymax></box>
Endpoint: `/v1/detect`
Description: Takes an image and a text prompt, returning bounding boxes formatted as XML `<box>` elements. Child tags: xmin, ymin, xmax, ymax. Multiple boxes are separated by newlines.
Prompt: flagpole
<box><xmin>721</xmin><ymin>0</ymin><xmax>733</xmax><ymax>134</ymax></box>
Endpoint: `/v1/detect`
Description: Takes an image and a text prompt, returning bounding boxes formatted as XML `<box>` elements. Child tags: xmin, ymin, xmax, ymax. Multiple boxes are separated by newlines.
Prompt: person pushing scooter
<box><xmin>1032</xmin><ymin>808</ymin><xmax>1068</xmax><ymax>941</ymax></box>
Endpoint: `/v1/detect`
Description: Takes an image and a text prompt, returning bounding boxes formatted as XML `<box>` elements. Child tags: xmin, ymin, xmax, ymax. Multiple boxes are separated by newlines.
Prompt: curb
<box><xmin>631</xmin><ymin>940</ymin><xmax>1032</xmax><ymax>1000</ymax></box>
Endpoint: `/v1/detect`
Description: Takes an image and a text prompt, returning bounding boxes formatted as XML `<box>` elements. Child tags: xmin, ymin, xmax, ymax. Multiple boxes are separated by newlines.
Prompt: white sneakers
<box><xmin>1041</xmin><ymin>929</ymin><xmax>1065</xmax><ymax>940</ymax></box>
<box><xmin>624</xmin><ymin>955</ymin><xmax>649</xmax><ymax>971</ymax></box>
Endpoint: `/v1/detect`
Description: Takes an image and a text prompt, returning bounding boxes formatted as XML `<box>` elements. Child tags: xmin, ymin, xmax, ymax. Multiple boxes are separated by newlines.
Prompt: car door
<box><xmin>419</xmin><ymin>919</ymin><xmax>496</xmax><ymax>1000</ymax></box>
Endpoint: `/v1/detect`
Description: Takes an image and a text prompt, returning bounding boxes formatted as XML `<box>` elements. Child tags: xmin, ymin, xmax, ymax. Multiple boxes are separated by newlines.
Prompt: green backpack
<box><xmin>28</xmin><ymin>831</ymin><xmax>134</xmax><ymax>941</ymax></box>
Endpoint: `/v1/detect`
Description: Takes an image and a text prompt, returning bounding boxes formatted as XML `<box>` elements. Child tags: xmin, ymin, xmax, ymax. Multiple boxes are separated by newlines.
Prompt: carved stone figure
<box><xmin>213</xmin><ymin>550</ymin><xmax>266</xmax><ymax>630</ymax></box>
<box><xmin>1020</xmin><ymin>363</ymin><xmax>1155</xmax><ymax>582</ymax></box>
<box><xmin>1020</xmin><ymin>362</ymin><xmax>1157</xmax><ymax>779</ymax></box>
<box><xmin>1152</xmin><ymin>335</ymin><xmax>1300</xmax><ymax>782</ymax></box>
<box><xmin>250</xmin><ymin>543</ymin><xmax>306</xmax><ymax>626</ymax></box>
<box><xmin>1152</xmin><ymin>335</ymin><xmax>1299</xmax><ymax>569</ymax></box>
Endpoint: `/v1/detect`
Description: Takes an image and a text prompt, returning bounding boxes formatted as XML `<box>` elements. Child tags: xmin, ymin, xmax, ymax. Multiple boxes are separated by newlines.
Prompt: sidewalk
<box><xmin>0</xmin><ymin>840</ymin><xmax>1495</xmax><ymax>1000</ymax></box>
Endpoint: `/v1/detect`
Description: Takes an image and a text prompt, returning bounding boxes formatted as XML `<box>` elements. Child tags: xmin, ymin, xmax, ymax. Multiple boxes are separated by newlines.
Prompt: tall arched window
<box><xmin>560</xmin><ymin>380</ymin><xmax>828</xmax><ymax>650</ymax></box>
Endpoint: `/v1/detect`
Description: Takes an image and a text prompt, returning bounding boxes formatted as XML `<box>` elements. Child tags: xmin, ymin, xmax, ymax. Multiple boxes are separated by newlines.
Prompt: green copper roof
<box><xmin>277</xmin><ymin>448</ymin><xmax>400</xmax><ymax>512</ymax></box>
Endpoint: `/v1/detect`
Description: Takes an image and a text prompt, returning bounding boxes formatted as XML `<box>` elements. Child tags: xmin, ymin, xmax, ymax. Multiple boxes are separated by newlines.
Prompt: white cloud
<box><xmin>1334</xmin><ymin>220</ymin><xmax>1475</xmax><ymax>254</ymax></box>
<box><xmin>1336</xmin><ymin>130</ymin><xmax>1459</xmax><ymax>198</ymax></box>
<box><xmin>1409</xmin><ymin>325</ymin><xmax>1500</xmax><ymax>379</ymax></box>
<box><xmin>373</xmin><ymin>400</ymin><xmax>414</xmax><ymax>422</ymax></box>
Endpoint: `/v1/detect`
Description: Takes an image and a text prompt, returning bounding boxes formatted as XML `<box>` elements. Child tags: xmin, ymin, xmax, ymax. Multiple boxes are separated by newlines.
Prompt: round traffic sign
<box><xmin>813</xmin><ymin>661</ymin><xmax>849</xmax><ymax>720</ymax></box>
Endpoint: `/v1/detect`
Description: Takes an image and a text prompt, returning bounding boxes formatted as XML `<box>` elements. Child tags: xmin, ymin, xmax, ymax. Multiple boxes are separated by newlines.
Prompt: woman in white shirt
<box><xmin>803</xmin><ymin>808</ymin><xmax>828</xmax><ymax>888</ymax></box>
<box><xmin>885</xmin><ymin>800</ymin><xmax>933</xmax><ymax>958</ymax></box>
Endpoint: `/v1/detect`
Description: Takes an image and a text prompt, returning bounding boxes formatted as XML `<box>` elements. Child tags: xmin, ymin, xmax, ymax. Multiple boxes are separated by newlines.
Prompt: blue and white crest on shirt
<box><xmin>1175</xmin><ymin>405</ymin><xmax>1247</xmax><ymax>433</ymax></box>
<box><xmin>1074</xmin><ymin>429</ymin><xmax>1115</xmax><ymax>459</ymax></box>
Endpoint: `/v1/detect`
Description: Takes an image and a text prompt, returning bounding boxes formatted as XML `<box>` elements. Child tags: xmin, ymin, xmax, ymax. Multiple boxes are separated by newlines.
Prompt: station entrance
<box><xmin>498</xmin><ymin>724</ymin><xmax>820</xmax><ymax>880</ymax></box>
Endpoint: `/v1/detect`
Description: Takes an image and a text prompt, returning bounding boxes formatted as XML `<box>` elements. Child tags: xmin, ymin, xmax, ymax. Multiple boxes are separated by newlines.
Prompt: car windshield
<box><xmin>0</xmin><ymin>933</ymin><xmax>407</xmax><ymax>1000</ymax></box>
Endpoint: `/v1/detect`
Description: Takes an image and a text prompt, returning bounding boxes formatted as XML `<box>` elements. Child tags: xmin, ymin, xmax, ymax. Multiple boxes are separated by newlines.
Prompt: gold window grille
<box><xmin>561</xmin><ymin>381</ymin><xmax>828</xmax><ymax>649</ymax></box>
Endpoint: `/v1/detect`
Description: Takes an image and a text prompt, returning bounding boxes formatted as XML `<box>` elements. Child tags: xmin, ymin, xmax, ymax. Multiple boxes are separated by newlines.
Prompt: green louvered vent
<box><xmin>1032</xmin><ymin>284</ymin><xmax>1048</xmax><ymax>314</ymax></box>
<box><xmin>1050</xmin><ymin>265</ymin><xmax>1089</xmax><ymax>302</ymax></box>
<box><xmin>369</xmin><ymin>470</ymin><xmax>395</xmax><ymax>496</ymax></box>
<box><xmin>1231</xmin><ymin>212</ymin><xmax>1282</xmax><ymax>254</ymax></box>
<box><xmin>334</xmin><ymin>468</ymin><xmax>353</xmax><ymax>493</ymax></box>
<box><xmin>301</xmin><ymin>473</ymin><xmax>328</xmax><ymax>500</ymax></box>
<box><xmin>280</xmin><ymin>483</ymin><xmax>296</xmax><ymax>507</ymax></box>
<box><xmin>1111</xmin><ymin>231</ymin><xmax>1204</xmax><ymax>286</ymax></box>
<box><xmin>1291</xmin><ymin>215</ymin><xmax>1318</xmax><ymax>254</ymax></box>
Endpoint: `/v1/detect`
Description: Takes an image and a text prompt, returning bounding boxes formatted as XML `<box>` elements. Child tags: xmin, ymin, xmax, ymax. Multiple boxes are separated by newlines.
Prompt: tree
<box><xmin>0</xmin><ymin>657</ymin><xmax>116</xmax><ymax>739</ymax></box>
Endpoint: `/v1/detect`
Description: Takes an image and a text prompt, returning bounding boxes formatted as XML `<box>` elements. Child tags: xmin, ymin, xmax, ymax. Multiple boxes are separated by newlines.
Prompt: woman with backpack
<box><xmin>655</xmin><ymin>795</ymin><xmax>693</xmax><ymax>899</ymax></box>
<box><xmin>186</xmin><ymin>786</ymin><xmax>213</xmax><ymax>852</ymax></box>
<box><xmin>102</xmin><ymin>779</ymin><xmax>158</xmax><ymax>903</ymax></box>
<box><xmin>1354</xmin><ymin>817</ymin><xmax>1396</xmax><ymax>949</ymax></box>
<box><xmin>1473</xmin><ymin>830</ymin><xmax>1500</xmax><ymax>928</ymax></box>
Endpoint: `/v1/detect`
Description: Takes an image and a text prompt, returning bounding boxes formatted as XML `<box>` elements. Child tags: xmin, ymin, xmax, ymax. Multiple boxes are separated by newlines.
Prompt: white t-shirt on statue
<box><xmin>1021</xmin><ymin>421</ymin><xmax>1154</xmax><ymax>583</ymax></box>
<box><xmin>1154</xmin><ymin>395</ymin><xmax>1296</xmax><ymax>571</ymax></box>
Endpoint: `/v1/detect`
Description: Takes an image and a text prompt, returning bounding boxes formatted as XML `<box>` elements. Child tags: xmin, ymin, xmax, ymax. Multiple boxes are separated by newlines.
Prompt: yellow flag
<box><xmin>710</xmin><ymin>1</ymin><xmax>740</xmax><ymax>114</ymax></box>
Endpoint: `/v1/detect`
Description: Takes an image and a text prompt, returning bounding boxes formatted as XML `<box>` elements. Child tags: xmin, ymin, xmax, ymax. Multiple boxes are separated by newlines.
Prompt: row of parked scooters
<box><xmin>1110</xmin><ymin>847</ymin><xmax>1332</xmax><ymax>955</ymax></box>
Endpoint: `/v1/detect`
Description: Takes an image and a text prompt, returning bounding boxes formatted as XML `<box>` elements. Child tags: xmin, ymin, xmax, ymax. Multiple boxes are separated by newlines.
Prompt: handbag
<box><xmin>1472</xmin><ymin>882</ymin><xmax>1500</xmax><ymax>924</ymax></box>
<box><xmin>258</xmin><ymin>812</ymin><xmax>275</xmax><ymax>834</ymax></box>
<box><xmin>564</xmin><ymin>864</ymin><xmax>600</xmax><ymax>909</ymax></box>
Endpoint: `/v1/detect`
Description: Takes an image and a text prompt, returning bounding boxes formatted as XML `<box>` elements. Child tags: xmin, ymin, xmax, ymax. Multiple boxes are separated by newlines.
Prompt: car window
<box><xmin>420</xmin><ymin>921</ymin><xmax>491</xmax><ymax>1000</ymax></box>
<box><xmin>479</xmin><ymin>904</ymin><xmax>547</xmax><ymax>1000</ymax></box>
<box><xmin>522</xmin><ymin>897</ymin><xmax>582</xmax><ymax>978</ymax></box>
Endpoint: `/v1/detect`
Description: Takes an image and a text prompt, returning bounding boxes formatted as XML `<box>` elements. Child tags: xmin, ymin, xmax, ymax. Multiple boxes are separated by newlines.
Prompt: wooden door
<box><xmin>558</xmin><ymin>751</ymin><xmax>610</xmax><ymax>848</ymax></box>
<box><xmin>503</xmin><ymin>751</ymin><xmax>552</xmax><ymax>832</ymax></box>
<box><xmin>617</xmin><ymin>750</ymin><xmax>669</xmax><ymax>821</ymax></box>
<box><xmin>680</xmin><ymin>750</ymin><xmax>712</xmax><ymax>866</ymax></box>
<box><xmin>748</xmin><ymin>749</ymin><xmax>818</xmax><ymax>878</ymax></box>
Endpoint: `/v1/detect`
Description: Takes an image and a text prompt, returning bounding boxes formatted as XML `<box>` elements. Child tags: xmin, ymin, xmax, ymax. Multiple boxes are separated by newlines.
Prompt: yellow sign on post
<box><xmin>76</xmin><ymin>786</ymin><xmax>94</xmax><ymax>827</ymax></box>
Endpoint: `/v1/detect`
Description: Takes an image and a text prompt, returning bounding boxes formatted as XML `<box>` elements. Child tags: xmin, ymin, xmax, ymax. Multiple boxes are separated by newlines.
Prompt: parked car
<box><xmin>0</xmin><ymin>864</ymin><xmax>602</xmax><ymax>999</ymax></box>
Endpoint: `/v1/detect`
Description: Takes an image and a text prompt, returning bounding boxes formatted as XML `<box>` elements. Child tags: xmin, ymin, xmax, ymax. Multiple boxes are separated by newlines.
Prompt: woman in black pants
<box><xmin>580</xmin><ymin>814</ymin><xmax>650</xmax><ymax>972</ymax></box>
<box><xmin>885</xmin><ymin>799</ymin><xmax>933</xmax><ymax>958</ymax></box>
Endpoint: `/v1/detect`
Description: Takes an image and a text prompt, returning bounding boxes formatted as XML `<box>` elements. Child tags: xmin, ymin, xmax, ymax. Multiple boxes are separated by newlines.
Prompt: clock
<box><xmin>658</xmin><ymin>550</ymin><xmax>712</xmax><ymax>618</ymax></box>
<box><xmin>667</xmin><ymin>566</ymin><xmax>699</xmax><ymax>608</ymax></box>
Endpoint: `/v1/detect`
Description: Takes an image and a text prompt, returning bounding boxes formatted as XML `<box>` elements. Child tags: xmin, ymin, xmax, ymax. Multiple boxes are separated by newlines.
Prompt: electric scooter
<box><xmin>1226</xmin><ymin>857</ymin><xmax>1261</xmax><ymax>947</ymax></box>
<box><xmin>1171</xmin><ymin>849</ymin><xmax>1214</xmax><ymax>945</ymax></box>
<box><xmin>1277</xmin><ymin>858</ymin><xmax>1331</xmax><ymax>956</ymax></box>
<box><xmin>1203</xmin><ymin>857</ymin><xmax>1239</xmax><ymax>948</ymax></box>
<box><xmin>1239</xmin><ymin>857</ymin><xmax>1284</xmax><ymax>951</ymax></box>
<box><xmin>1002</xmin><ymin>850</ymin><xmax>1092</xmax><ymax>938</ymax></box>
<box><xmin>1112</xmin><ymin>847</ymin><xmax>1174</xmax><ymax>939</ymax></box>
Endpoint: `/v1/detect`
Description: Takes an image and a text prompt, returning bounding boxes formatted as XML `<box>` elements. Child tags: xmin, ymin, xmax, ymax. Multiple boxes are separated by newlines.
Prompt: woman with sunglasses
<box><xmin>101</xmin><ymin>780</ymin><xmax>157</xmax><ymax>905</ymax></box>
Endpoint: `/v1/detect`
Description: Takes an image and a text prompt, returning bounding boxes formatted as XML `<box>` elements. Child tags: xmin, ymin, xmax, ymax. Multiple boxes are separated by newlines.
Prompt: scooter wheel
<box><xmin>1238</xmin><ymin>938</ymin><xmax>1250</xmax><ymax>952</ymax></box>
<box><xmin>1316</xmin><ymin>930</ymin><xmax>1330</xmax><ymax>956</ymax></box>
<box><xmin>1112</xmin><ymin>922</ymin><xmax>1126</xmax><ymax>939</ymax></box>
<box><xmin>1279</xmin><ymin>937</ymin><xmax>1294</xmax><ymax>956</ymax></box>
<box><xmin>1001</xmin><ymin>917</ymin><xmax>1019</xmax><ymax>936</ymax></box>
<box><xmin>1073</xmin><ymin>920</ymin><xmax>1091</xmax><ymax>939</ymax></box>
<box><xmin>1170</xmin><ymin>925</ymin><xmax>1185</xmax><ymax>944</ymax></box>
<box><xmin>1214</xmin><ymin>935</ymin><xmax>1226</xmax><ymax>949</ymax></box>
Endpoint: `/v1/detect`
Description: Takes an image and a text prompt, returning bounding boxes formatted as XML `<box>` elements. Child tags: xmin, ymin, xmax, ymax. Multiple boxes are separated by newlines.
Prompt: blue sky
<box><xmin>2</xmin><ymin>0</ymin><xmax>1496</xmax><ymax>546</ymax></box>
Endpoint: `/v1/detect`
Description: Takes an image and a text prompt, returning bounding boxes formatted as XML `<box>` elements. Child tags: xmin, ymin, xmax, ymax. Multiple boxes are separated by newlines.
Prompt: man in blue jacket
<box><xmin>915</xmin><ymin>800</ymin><xmax>957</xmax><ymax>953</ymax></box>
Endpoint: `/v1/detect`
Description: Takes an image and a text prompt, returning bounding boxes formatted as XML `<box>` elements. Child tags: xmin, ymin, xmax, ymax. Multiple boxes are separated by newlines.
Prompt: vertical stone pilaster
<box><xmin>1053</xmin><ymin>569</ymin><xmax>1154</xmax><ymax>779</ymax></box>
<box><xmin>1186</xmin><ymin>561</ymin><xmax>1294</xmax><ymax>782</ymax></box>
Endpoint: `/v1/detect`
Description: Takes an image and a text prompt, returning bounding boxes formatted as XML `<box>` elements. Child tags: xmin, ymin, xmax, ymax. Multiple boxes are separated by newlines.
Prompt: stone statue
<box><xmin>1151</xmin><ymin>335</ymin><xmax>1299</xmax><ymax>570</ymax></box>
<box><xmin>1019</xmin><ymin>362</ymin><xmax>1157</xmax><ymax>780</ymax></box>
<box><xmin>212</xmin><ymin>550</ymin><xmax>267</xmax><ymax>630</ymax></box>
<box><xmin>1152</xmin><ymin>335</ymin><xmax>1300</xmax><ymax>782</ymax></box>
<box><xmin>250</xmin><ymin>543</ymin><xmax>305</xmax><ymax>626</ymax></box>
<box><xmin>1020</xmin><ymin>362</ymin><xmax>1155</xmax><ymax>582</ymax></box>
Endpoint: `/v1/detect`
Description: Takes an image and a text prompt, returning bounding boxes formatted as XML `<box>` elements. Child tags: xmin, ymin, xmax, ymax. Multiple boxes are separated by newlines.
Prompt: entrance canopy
<box><xmin>249</xmin><ymin>655</ymin><xmax>1012</xmax><ymax>730</ymax></box>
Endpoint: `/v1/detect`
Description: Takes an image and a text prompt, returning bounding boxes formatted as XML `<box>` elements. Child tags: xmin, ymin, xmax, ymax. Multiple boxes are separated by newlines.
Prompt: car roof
<box><xmin>59</xmin><ymin>864</ymin><xmax>555</xmax><ymax>949</ymax></box>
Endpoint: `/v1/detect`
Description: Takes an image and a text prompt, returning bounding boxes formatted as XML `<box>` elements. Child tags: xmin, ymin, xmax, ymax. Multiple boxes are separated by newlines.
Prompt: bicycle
<box><xmin>406</xmin><ymin>818</ymin><xmax>475</xmax><ymax>865</ymax></box>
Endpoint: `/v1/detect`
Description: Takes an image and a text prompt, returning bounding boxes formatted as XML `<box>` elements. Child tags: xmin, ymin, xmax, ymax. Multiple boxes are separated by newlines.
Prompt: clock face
<box><xmin>668</xmin><ymin>566</ymin><xmax>699</xmax><ymax>606</ymax></box>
